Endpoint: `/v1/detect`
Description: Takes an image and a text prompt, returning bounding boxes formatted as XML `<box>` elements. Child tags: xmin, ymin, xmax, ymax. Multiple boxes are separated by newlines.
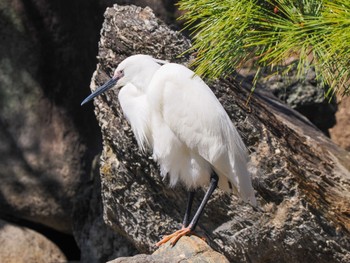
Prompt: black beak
<box><xmin>81</xmin><ymin>77</ymin><xmax>119</xmax><ymax>106</ymax></box>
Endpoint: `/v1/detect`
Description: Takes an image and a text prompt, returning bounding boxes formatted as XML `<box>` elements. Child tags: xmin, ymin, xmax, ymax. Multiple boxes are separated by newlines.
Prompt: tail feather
<box><xmin>215</xmin><ymin>114</ymin><xmax>257</xmax><ymax>206</ymax></box>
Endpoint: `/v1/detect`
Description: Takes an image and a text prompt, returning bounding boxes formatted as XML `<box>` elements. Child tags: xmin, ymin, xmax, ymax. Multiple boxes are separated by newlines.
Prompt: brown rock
<box><xmin>330</xmin><ymin>95</ymin><xmax>350</xmax><ymax>151</ymax></box>
<box><xmin>152</xmin><ymin>236</ymin><xmax>229</xmax><ymax>262</ymax></box>
<box><xmin>108</xmin><ymin>254</ymin><xmax>158</xmax><ymax>263</ymax></box>
<box><xmin>0</xmin><ymin>219</ymin><xmax>66</xmax><ymax>263</ymax></box>
<box><xmin>108</xmin><ymin>236</ymin><xmax>229</xmax><ymax>263</ymax></box>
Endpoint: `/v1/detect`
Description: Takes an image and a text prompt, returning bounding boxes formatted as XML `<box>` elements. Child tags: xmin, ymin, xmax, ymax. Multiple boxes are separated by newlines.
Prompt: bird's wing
<box><xmin>118</xmin><ymin>83</ymin><xmax>152</xmax><ymax>152</ymax></box>
<box><xmin>148</xmin><ymin>63</ymin><xmax>256</xmax><ymax>206</ymax></box>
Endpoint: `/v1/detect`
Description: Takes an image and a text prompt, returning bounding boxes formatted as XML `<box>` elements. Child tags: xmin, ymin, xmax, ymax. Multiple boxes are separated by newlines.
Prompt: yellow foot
<box><xmin>156</xmin><ymin>227</ymin><xmax>192</xmax><ymax>247</ymax></box>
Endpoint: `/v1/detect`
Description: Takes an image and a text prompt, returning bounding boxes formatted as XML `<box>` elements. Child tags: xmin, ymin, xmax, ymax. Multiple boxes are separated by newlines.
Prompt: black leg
<box><xmin>188</xmin><ymin>172</ymin><xmax>219</xmax><ymax>231</ymax></box>
<box><xmin>155</xmin><ymin>173</ymin><xmax>219</xmax><ymax>247</ymax></box>
<box><xmin>183</xmin><ymin>190</ymin><xmax>195</xmax><ymax>227</ymax></box>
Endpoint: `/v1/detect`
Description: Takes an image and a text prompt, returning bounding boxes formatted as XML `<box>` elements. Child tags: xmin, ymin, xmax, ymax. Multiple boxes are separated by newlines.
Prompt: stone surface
<box><xmin>73</xmin><ymin>156</ymin><xmax>138</xmax><ymax>263</ymax></box>
<box><xmin>99</xmin><ymin>1</ymin><xmax>180</xmax><ymax>26</ymax></box>
<box><xmin>108</xmin><ymin>236</ymin><xmax>229</xmax><ymax>263</ymax></box>
<box><xmin>242</xmin><ymin>68</ymin><xmax>338</xmax><ymax>136</ymax></box>
<box><xmin>0</xmin><ymin>0</ymin><xmax>102</xmax><ymax>233</ymax></box>
<box><xmin>0</xmin><ymin>219</ymin><xmax>66</xmax><ymax>263</ymax></box>
<box><xmin>330</xmin><ymin>95</ymin><xmax>350</xmax><ymax>151</ymax></box>
<box><xmin>88</xmin><ymin>4</ymin><xmax>350</xmax><ymax>262</ymax></box>
<box><xmin>152</xmin><ymin>236</ymin><xmax>229</xmax><ymax>263</ymax></box>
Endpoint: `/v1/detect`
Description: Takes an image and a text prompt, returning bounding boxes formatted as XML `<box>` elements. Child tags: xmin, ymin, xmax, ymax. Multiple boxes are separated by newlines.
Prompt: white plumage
<box><xmin>81</xmin><ymin>54</ymin><xmax>257</xmax><ymax>245</ymax></box>
<box><xmin>114</xmin><ymin>54</ymin><xmax>256</xmax><ymax>206</ymax></box>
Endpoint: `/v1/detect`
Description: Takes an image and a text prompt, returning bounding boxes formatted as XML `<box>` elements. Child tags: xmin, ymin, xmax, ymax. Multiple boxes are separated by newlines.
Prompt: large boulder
<box><xmin>0</xmin><ymin>219</ymin><xmax>66</xmax><ymax>263</ymax></box>
<box><xmin>0</xmin><ymin>0</ymin><xmax>102</xmax><ymax>233</ymax></box>
<box><xmin>73</xmin><ymin>156</ymin><xmax>138</xmax><ymax>263</ymax></box>
<box><xmin>87</xmin><ymin>4</ymin><xmax>350</xmax><ymax>262</ymax></box>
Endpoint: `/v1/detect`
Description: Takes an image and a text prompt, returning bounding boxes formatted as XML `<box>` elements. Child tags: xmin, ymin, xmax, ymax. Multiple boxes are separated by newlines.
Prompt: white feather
<box><xmin>147</xmin><ymin>63</ymin><xmax>256</xmax><ymax>206</ymax></box>
<box><xmin>118</xmin><ymin>83</ymin><xmax>152</xmax><ymax>152</ymax></box>
<box><xmin>115</xmin><ymin>55</ymin><xmax>256</xmax><ymax>206</ymax></box>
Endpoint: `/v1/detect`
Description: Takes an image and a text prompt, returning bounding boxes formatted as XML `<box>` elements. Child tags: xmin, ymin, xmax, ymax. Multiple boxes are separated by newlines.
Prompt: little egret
<box><xmin>81</xmin><ymin>54</ymin><xmax>257</xmax><ymax>246</ymax></box>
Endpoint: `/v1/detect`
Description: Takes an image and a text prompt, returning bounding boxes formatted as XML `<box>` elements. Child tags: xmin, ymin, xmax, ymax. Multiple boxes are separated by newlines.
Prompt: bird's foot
<box><xmin>156</xmin><ymin>227</ymin><xmax>192</xmax><ymax>247</ymax></box>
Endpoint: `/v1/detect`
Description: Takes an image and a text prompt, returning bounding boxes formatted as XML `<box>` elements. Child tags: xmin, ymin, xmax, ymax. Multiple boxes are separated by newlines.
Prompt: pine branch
<box><xmin>178</xmin><ymin>0</ymin><xmax>350</xmax><ymax>96</ymax></box>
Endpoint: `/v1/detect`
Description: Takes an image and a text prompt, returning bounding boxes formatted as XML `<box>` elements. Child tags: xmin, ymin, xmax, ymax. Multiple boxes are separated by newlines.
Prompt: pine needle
<box><xmin>178</xmin><ymin>0</ymin><xmax>350</xmax><ymax>97</ymax></box>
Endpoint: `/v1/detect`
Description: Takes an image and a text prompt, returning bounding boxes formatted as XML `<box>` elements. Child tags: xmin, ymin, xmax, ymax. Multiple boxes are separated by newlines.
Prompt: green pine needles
<box><xmin>178</xmin><ymin>0</ymin><xmax>350</xmax><ymax>96</ymax></box>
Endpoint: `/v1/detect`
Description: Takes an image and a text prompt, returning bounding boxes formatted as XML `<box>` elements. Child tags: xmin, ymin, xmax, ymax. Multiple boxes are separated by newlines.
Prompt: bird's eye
<box><xmin>115</xmin><ymin>69</ymin><xmax>124</xmax><ymax>78</ymax></box>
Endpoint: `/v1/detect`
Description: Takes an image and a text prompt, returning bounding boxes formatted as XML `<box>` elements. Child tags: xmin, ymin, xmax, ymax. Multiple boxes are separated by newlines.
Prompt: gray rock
<box><xmin>258</xmin><ymin>68</ymin><xmax>337</xmax><ymax>136</ymax></box>
<box><xmin>0</xmin><ymin>0</ymin><xmax>101</xmax><ymax>233</ymax></box>
<box><xmin>73</xmin><ymin>156</ymin><xmax>138</xmax><ymax>263</ymax></box>
<box><xmin>0</xmin><ymin>219</ymin><xmax>66</xmax><ymax>263</ymax></box>
<box><xmin>99</xmin><ymin>0</ymin><xmax>180</xmax><ymax>26</ymax></box>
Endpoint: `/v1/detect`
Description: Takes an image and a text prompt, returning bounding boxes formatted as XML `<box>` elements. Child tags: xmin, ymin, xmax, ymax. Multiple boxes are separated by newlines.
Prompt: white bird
<box><xmin>81</xmin><ymin>54</ymin><xmax>257</xmax><ymax>246</ymax></box>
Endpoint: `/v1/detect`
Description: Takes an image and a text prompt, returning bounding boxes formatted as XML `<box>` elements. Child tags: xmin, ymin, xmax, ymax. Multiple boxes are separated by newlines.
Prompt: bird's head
<box><xmin>81</xmin><ymin>54</ymin><xmax>166</xmax><ymax>106</ymax></box>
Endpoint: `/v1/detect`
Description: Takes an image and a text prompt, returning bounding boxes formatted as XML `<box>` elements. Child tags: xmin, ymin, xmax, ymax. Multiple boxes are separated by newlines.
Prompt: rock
<box><xmin>0</xmin><ymin>219</ymin><xmax>66</xmax><ymax>263</ymax></box>
<box><xmin>330</xmin><ymin>95</ymin><xmax>350</xmax><ymax>151</ymax></box>
<box><xmin>73</xmin><ymin>156</ymin><xmax>138</xmax><ymax>263</ymax></box>
<box><xmin>108</xmin><ymin>254</ymin><xmax>158</xmax><ymax>263</ymax></box>
<box><xmin>152</xmin><ymin>236</ymin><xmax>229</xmax><ymax>263</ymax></box>
<box><xmin>108</xmin><ymin>236</ymin><xmax>229</xmax><ymax>263</ymax></box>
<box><xmin>0</xmin><ymin>0</ymin><xmax>101</xmax><ymax>233</ymax></box>
<box><xmin>88</xmin><ymin>4</ymin><xmax>350</xmax><ymax>262</ymax></box>
<box><xmin>251</xmin><ymin>68</ymin><xmax>337</xmax><ymax>136</ymax></box>
<box><xmin>98</xmin><ymin>1</ymin><xmax>180</xmax><ymax>26</ymax></box>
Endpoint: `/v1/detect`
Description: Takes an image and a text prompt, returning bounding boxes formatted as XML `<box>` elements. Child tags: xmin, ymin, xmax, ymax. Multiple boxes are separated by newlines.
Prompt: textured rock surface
<box><xmin>73</xmin><ymin>156</ymin><xmax>138</xmax><ymax>263</ymax></box>
<box><xmin>241</xmin><ymin>68</ymin><xmax>337</xmax><ymax>136</ymax></box>
<box><xmin>330</xmin><ymin>96</ymin><xmax>350</xmax><ymax>151</ymax></box>
<box><xmin>108</xmin><ymin>236</ymin><xmax>229</xmax><ymax>263</ymax></box>
<box><xmin>0</xmin><ymin>0</ymin><xmax>101</xmax><ymax>233</ymax></box>
<box><xmin>87</xmin><ymin>4</ymin><xmax>350</xmax><ymax>262</ymax></box>
<box><xmin>0</xmin><ymin>219</ymin><xmax>66</xmax><ymax>263</ymax></box>
<box><xmin>99</xmin><ymin>0</ymin><xmax>180</xmax><ymax>26</ymax></box>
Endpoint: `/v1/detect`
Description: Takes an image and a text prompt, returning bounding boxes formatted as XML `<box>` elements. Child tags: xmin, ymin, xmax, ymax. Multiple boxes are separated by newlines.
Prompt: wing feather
<box><xmin>118</xmin><ymin>83</ymin><xmax>152</xmax><ymax>152</ymax></box>
<box><xmin>148</xmin><ymin>63</ymin><xmax>256</xmax><ymax>206</ymax></box>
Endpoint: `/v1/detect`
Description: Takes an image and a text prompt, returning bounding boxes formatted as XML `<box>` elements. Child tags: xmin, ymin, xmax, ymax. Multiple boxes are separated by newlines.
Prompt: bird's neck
<box><xmin>132</xmin><ymin>65</ymin><xmax>160</xmax><ymax>92</ymax></box>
